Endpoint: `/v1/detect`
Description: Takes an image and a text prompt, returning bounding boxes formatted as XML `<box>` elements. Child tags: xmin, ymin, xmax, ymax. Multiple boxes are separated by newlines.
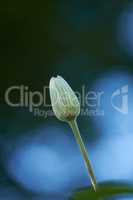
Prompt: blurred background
<box><xmin>0</xmin><ymin>0</ymin><xmax>133</xmax><ymax>199</ymax></box>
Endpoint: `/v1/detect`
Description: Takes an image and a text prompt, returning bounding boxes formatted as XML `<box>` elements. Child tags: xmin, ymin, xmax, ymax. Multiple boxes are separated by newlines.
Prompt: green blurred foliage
<box><xmin>71</xmin><ymin>182</ymin><xmax>133</xmax><ymax>200</ymax></box>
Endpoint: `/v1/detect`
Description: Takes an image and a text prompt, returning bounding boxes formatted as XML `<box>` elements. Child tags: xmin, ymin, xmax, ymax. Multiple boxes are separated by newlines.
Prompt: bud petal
<box><xmin>49</xmin><ymin>76</ymin><xmax>80</xmax><ymax>122</ymax></box>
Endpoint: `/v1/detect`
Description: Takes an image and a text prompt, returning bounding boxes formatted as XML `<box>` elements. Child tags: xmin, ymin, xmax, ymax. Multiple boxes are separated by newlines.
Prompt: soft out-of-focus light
<box><xmin>5</xmin><ymin>126</ymin><xmax>90</xmax><ymax>193</ymax></box>
<box><xmin>91</xmin><ymin>133</ymin><xmax>133</xmax><ymax>182</ymax></box>
<box><xmin>91</xmin><ymin>71</ymin><xmax>133</xmax><ymax>137</ymax></box>
<box><xmin>117</xmin><ymin>3</ymin><xmax>133</xmax><ymax>57</ymax></box>
<box><xmin>88</xmin><ymin>70</ymin><xmax>133</xmax><ymax>182</ymax></box>
<box><xmin>8</xmin><ymin>145</ymin><xmax>68</xmax><ymax>192</ymax></box>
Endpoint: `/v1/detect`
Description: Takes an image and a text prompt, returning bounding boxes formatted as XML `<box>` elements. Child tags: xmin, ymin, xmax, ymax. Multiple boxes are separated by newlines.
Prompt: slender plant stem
<box><xmin>68</xmin><ymin>119</ymin><xmax>97</xmax><ymax>192</ymax></box>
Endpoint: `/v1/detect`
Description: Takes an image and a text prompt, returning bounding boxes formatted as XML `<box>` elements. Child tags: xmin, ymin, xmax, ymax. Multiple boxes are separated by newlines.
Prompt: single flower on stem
<box><xmin>49</xmin><ymin>75</ymin><xmax>97</xmax><ymax>192</ymax></box>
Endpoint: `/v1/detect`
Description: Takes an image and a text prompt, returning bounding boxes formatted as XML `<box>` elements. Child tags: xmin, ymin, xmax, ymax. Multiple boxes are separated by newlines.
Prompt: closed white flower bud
<box><xmin>49</xmin><ymin>76</ymin><xmax>80</xmax><ymax>122</ymax></box>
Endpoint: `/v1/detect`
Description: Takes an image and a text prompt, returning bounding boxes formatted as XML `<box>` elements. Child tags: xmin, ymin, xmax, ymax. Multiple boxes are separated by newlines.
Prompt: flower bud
<box><xmin>49</xmin><ymin>76</ymin><xmax>80</xmax><ymax>122</ymax></box>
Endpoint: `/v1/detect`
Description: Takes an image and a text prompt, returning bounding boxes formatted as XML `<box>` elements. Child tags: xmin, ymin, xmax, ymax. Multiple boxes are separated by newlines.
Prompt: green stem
<box><xmin>68</xmin><ymin>119</ymin><xmax>97</xmax><ymax>192</ymax></box>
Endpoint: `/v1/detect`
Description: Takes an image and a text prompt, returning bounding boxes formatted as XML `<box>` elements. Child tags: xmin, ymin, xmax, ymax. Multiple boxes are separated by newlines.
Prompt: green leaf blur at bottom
<box><xmin>70</xmin><ymin>181</ymin><xmax>133</xmax><ymax>200</ymax></box>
